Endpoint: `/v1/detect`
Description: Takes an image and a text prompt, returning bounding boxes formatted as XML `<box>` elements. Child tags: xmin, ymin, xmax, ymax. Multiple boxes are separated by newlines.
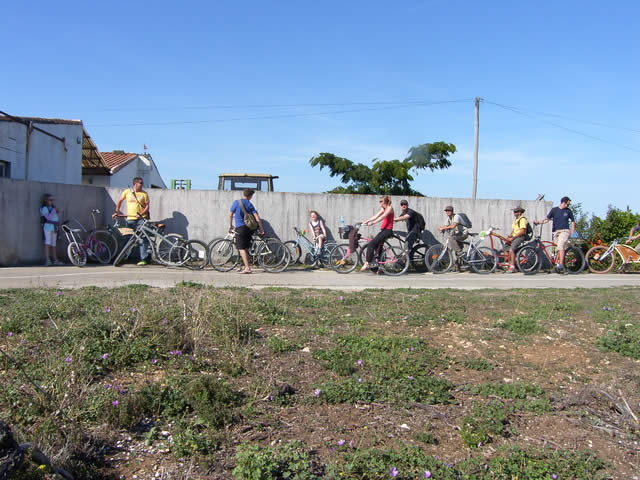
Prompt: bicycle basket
<box><xmin>339</xmin><ymin>225</ymin><xmax>352</xmax><ymax>239</ymax></box>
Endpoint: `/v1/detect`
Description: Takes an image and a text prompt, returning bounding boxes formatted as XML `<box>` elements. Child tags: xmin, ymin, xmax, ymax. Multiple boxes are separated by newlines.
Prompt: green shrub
<box><xmin>233</xmin><ymin>441</ymin><xmax>318</xmax><ymax>480</ymax></box>
<box><xmin>597</xmin><ymin>321</ymin><xmax>640</xmax><ymax>359</ymax></box>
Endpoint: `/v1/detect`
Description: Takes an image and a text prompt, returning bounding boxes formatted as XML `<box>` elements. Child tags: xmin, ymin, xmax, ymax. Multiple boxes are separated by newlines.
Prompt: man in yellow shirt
<box><xmin>112</xmin><ymin>177</ymin><xmax>150</xmax><ymax>265</ymax></box>
<box><xmin>506</xmin><ymin>206</ymin><xmax>529</xmax><ymax>273</ymax></box>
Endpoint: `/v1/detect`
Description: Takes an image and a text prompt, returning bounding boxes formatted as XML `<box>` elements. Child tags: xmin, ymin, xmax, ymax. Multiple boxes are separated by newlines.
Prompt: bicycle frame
<box><xmin>341</xmin><ymin>224</ymin><xmax>404</xmax><ymax>268</ymax></box>
<box><xmin>292</xmin><ymin>227</ymin><xmax>335</xmax><ymax>266</ymax></box>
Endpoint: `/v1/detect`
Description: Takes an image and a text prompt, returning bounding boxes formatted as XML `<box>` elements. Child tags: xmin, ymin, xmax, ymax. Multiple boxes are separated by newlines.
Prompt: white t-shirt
<box><xmin>40</xmin><ymin>206</ymin><xmax>59</xmax><ymax>233</ymax></box>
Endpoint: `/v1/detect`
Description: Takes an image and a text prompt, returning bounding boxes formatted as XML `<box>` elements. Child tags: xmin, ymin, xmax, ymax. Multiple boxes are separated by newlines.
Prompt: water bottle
<box><xmin>340</xmin><ymin>216</ymin><xmax>345</xmax><ymax>228</ymax></box>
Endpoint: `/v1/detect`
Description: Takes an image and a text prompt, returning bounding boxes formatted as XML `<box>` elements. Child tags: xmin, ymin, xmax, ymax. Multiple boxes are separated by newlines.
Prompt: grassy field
<box><xmin>1</xmin><ymin>284</ymin><xmax>640</xmax><ymax>479</ymax></box>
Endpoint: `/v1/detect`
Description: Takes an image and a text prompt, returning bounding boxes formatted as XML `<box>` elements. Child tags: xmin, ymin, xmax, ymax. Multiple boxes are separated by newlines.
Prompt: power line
<box><xmin>87</xmin><ymin>99</ymin><xmax>473</xmax><ymax>127</ymax></box>
<box><xmin>483</xmin><ymin>99</ymin><xmax>640</xmax><ymax>154</ymax></box>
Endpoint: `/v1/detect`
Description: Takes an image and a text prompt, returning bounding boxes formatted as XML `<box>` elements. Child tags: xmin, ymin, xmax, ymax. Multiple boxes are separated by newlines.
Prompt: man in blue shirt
<box><xmin>229</xmin><ymin>189</ymin><xmax>264</xmax><ymax>274</ymax></box>
<box><xmin>533</xmin><ymin>196</ymin><xmax>575</xmax><ymax>274</ymax></box>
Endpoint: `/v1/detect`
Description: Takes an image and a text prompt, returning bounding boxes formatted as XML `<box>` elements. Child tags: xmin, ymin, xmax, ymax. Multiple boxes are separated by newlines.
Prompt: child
<box><xmin>308</xmin><ymin>210</ymin><xmax>327</xmax><ymax>252</ymax></box>
<box><xmin>40</xmin><ymin>194</ymin><xmax>63</xmax><ymax>266</ymax></box>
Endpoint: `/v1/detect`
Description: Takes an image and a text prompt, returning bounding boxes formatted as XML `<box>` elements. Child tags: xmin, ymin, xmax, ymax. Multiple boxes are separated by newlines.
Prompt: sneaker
<box><xmin>53</xmin><ymin>260</ymin><xmax>64</xmax><ymax>266</ymax></box>
<box><xmin>335</xmin><ymin>259</ymin><xmax>346</xmax><ymax>266</ymax></box>
<box><xmin>137</xmin><ymin>260</ymin><xmax>148</xmax><ymax>266</ymax></box>
<box><xmin>555</xmin><ymin>264</ymin><xmax>566</xmax><ymax>274</ymax></box>
<box><xmin>507</xmin><ymin>265</ymin><xmax>516</xmax><ymax>273</ymax></box>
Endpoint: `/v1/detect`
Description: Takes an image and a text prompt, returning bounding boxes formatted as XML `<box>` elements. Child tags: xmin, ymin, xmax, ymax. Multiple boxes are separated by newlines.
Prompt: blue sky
<box><xmin>4</xmin><ymin>0</ymin><xmax>639</xmax><ymax>218</ymax></box>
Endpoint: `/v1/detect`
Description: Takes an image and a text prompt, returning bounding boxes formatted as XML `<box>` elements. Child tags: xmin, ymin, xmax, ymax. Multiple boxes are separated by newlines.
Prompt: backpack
<box><xmin>524</xmin><ymin>220</ymin><xmax>533</xmax><ymax>240</ymax></box>
<box><xmin>415</xmin><ymin>211</ymin><xmax>426</xmax><ymax>231</ymax></box>
<box><xmin>457</xmin><ymin>213</ymin><xmax>472</xmax><ymax>228</ymax></box>
<box><xmin>237</xmin><ymin>199</ymin><xmax>259</xmax><ymax>230</ymax></box>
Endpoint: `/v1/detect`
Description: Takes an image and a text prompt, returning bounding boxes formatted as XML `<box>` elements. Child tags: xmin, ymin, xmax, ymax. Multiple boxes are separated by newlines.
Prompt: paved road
<box><xmin>2</xmin><ymin>265</ymin><xmax>640</xmax><ymax>290</ymax></box>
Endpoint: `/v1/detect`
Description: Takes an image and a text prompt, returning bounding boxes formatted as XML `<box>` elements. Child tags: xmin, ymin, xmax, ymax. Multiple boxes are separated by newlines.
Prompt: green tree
<box><xmin>309</xmin><ymin>141</ymin><xmax>456</xmax><ymax>196</ymax></box>
<box><xmin>589</xmin><ymin>206</ymin><xmax>640</xmax><ymax>243</ymax></box>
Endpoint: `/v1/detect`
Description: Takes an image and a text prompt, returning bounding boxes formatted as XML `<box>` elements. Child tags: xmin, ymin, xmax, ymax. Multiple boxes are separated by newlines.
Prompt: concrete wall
<box><xmin>1</xmin><ymin>177</ymin><xmax>553</xmax><ymax>266</ymax></box>
<box><xmin>0</xmin><ymin>121</ymin><xmax>83</xmax><ymax>184</ymax></box>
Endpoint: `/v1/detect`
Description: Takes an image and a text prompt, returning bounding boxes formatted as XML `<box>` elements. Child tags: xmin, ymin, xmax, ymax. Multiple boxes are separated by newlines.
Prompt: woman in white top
<box><xmin>308</xmin><ymin>210</ymin><xmax>327</xmax><ymax>250</ymax></box>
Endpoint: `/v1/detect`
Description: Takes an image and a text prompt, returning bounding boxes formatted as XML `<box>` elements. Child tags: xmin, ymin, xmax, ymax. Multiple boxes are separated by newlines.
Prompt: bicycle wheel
<box><xmin>469</xmin><ymin>246</ymin><xmax>497</xmax><ymax>274</ymax></box>
<box><xmin>585</xmin><ymin>246</ymin><xmax>616</xmax><ymax>274</ymax></box>
<box><xmin>565</xmin><ymin>245</ymin><xmax>586</xmax><ymax>274</ymax></box>
<box><xmin>91</xmin><ymin>229</ymin><xmax>118</xmax><ymax>258</ymax></box>
<box><xmin>409</xmin><ymin>244</ymin><xmax>428</xmax><ymax>273</ymax></box>
<box><xmin>318</xmin><ymin>241</ymin><xmax>337</xmax><ymax>268</ymax></box>
<box><xmin>209</xmin><ymin>238</ymin><xmax>240</xmax><ymax>272</ymax></box>
<box><xmin>157</xmin><ymin>234</ymin><xmax>186</xmax><ymax>266</ymax></box>
<box><xmin>182</xmin><ymin>239</ymin><xmax>208</xmax><ymax>270</ymax></box>
<box><xmin>426</xmin><ymin>244</ymin><xmax>452</xmax><ymax>273</ymax></box>
<box><xmin>90</xmin><ymin>240</ymin><xmax>112</xmax><ymax>264</ymax></box>
<box><xmin>113</xmin><ymin>235</ymin><xmax>137</xmax><ymax>267</ymax></box>
<box><xmin>329</xmin><ymin>243</ymin><xmax>359</xmax><ymax>273</ymax></box>
<box><xmin>67</xmin><ymin>242</ymin><xmax>87</xmax><ymax>267</ymax></box>
<box><xmin>257</xmin><ymin>238</ymin><xmax>290</xmax><ymax>272</ymax></box>
<box><xmin>516</xmin><ymin>245</ymin><xmax>540</xmax><ymax>273</ymax></box>
<box><xmin>380</xmin><ymin>245</ymin><xmax>410</xmax><ymax>276</ymax></box>
<box><xmin>283</xmin><ymin>240</ymin><xmax>302</xmax><ymax>264</ymax></box>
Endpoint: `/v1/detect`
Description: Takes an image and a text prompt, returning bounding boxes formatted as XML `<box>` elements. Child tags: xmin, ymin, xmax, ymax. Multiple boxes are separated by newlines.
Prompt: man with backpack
<box><xmin>438</xmin><ymin>206</ymin><xmax>470</xmax><ymax>269</ymax></box>
<box><xmin>506</xmin><ymin>206</ymin><xmax>530</xmax><ymax>273</ymax></box>
<box><xmin>229</xmin><ymin>188</ymin><xmax>264</xmax><ymax>274</ymax></box>
<box><xmin>394</xmin><ymin>200</ymin><xmax>425</xmax><ymax>252</ymax></box>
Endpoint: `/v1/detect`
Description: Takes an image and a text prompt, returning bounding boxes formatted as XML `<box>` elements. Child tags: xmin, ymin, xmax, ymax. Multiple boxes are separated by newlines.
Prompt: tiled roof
<box><xmin>0</xmin><ymin>115</ymin><xmax>82</xmax><ymax>125</ymax></box>
<box><xmin>101</xmin><ymin>152</ymin><xmax>138</xmax><ymax>171</ymax></box>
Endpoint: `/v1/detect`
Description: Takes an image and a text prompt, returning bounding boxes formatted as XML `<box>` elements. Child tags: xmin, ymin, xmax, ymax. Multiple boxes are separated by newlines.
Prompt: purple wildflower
<box><xmin>313</xmin><ymin>389</ymin><xmax>321</xmax><ymax>397</ymax></box>
<box><xmin>7</xmin><ymin>332</ymin><xmax>13</xmax><ymax>337</ymax></box>
<box><xmin>169</xmin><ymin>350</ymin><xmax>183</xmax><ymax>356</ymax></box>
<box><xmin>410</xmin><ymin>347</ymin><xmax>414</xmax><ymax>351</ymax></box>
<box><xmin>102</xmin><ymin>353</ymin><xmax>109</xmax><ymax>360</ymax></box>
<box><xmin>389</xmin><ymin>467</ymin><xmax>399</xmax><ymax>477</ymax></box>
<box><xmin>357</xmin><ymin>359</ymin><xmax>363</xmax><ymax>367</ymax></box>
<box><xmin>337</xmin><ymin>439</ymin><xmax>345</xmax><ymax>446</ymax></box>
<box><xmin>64</xmin><ymin>357</ymin><xmax>73</xmax><ymax>363</ymax></box>
<box><xmin>424</xmin><ymin>471</ymin><xmax>432</xmax><ymax>479</ymax></box>
<box><xmin>339</xmin><ymin>296</ymin><xmax>344</xmax><ymax>301</ymax></box>
<box><xmin>407</xmin><ymin>375</ymin><xmax>414</xmax><ymax>380</ymax></box>
<box><xmin>56</xmin><ymin>290</ymin><xmax>63</xmax><ymax>296</ymax></box>
<box><xmin>104</xmin><ymin>307</ymin><xmax>111</xmax><ymax>313</ymax></box>
<box><xmin>161</xmin><ymin>318</ymin><xmax>168</xmax><ymax>325</ymax></box>
<box><xmin>112</xmin><ymin>400</ymin><xmax>119</xmax><ymax>406</ymax></box>
<box><xmin>105</xmin><ymin>384</ymin><xmax>112</xmax><ymax>389</ymax></box>
<box><xmin>20</xmin><ymin>339</ymin><xmax>25</xmax><ymax>344</ymax></box>
<box><xmin>151</xmin><ymin>358</ymin><xmax>158</xmax><ymax>364</ymax></box>
<box><xmin>129</xmin><ymin>307</ymin><xmax>136</xmax><ymax>313</ymax></box>
<box><xmin>357</xmin><ymin>378</ymin><xmax>362</xmax><ymax>383</ymax></box>
<box><xmin>552</xmin><ymin>475</ymin><xmax>558</xmax><ymax>480</ymax></box>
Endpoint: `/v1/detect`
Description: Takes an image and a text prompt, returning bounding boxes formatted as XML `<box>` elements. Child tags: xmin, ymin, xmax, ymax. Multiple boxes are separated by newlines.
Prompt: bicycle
<box><xmin>515</xmin><ymin>224</ymin><xmax>585</xmax><ymax>274</ymax></box>
<box><xmin>285</xmin><ymin>227</ymin><xmax>336</xmax><ymax>267</ymax></box>
<box><xmin>208</xmin><ymin>229</ymin><xmax>290</xmax><ymax>273</ymax></box>
<box><xmin>425</xmin><ymin>230</ymin><xmax>497</xmax><ymax>274</ymax></box>
<box><xmin>61</xmin><ymin>218</ymin><xmax>113</xmax><ymax>266</ymax></box>
<box><xmin>585</xmin><ymin>238</ymin><xmax>640</xmax><ymax>273</ymax></box>
<box><xmin>112</xmin><ymin>217</ymin><xmax>193</xmax><ymax>268</ymax></box>
<box><xmin>328</xmin><ymin>223</ymin><xmax>409</xmax><ymax>276</ymax></box>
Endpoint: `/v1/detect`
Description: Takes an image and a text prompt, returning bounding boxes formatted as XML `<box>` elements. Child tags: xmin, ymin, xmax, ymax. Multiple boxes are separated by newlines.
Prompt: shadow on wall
<box><xmin>158</xmin><ymin>211</ymin><xmax>189</xmax><ymax>239</ymax></box>
<box><xmin>394</xmin><ymin>229</ymin><xmax>441</xmax><ymax>248</ymax></box>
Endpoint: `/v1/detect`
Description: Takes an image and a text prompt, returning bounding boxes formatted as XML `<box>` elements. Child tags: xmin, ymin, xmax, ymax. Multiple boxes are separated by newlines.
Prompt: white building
<box><xmin>84</xmin><ymin>151</ymin><xmax>167</xmax><ymax>189</ymax></box>
<box><xmin>0</xmin><ymin>115</ymin><xmax>107</xmax><ymax>183</ymax></box>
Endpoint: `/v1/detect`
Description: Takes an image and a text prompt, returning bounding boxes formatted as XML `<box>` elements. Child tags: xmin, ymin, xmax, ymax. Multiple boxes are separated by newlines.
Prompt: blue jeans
<box><xmin>127</xmin><ymin>219</ymin><xmax>149</xmax><ymax>261</ymax></box>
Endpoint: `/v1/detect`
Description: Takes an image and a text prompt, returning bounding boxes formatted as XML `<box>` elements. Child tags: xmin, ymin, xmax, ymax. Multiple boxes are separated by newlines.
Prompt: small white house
<box><xmin>83</xmin><ymin>151</ymin><xmax>167</xmax><ymax>189</ymax></box>
<box><xmin>0</xmin><ymin>115</ymin><xmax>102</xmax><ymax>184</ymax></box>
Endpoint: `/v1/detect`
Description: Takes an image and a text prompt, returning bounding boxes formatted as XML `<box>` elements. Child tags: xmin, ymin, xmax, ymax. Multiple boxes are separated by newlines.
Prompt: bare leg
<box><xmin>238</xmin><ymin>249</ymin><xmax>251</xmax><ymax>272</ymax></box>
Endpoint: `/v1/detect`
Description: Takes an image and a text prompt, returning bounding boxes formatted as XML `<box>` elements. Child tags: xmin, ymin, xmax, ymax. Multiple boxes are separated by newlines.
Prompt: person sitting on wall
<box><xmin>112</xmin><ymin>177</ymin><xmax>151</xmax><ymax>266</ymax></box>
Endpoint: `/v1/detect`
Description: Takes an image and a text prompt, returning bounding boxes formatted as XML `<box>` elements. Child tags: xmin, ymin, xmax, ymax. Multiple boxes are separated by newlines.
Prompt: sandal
<box><xmin>360</xmin><ymin>262</ymin><xmax>370</xmax><ymax>271</ymax></box>
<box><xmin>241</xmin><ymin>269</ymin><xmax>252</xmax><ymax>274</ymax></box>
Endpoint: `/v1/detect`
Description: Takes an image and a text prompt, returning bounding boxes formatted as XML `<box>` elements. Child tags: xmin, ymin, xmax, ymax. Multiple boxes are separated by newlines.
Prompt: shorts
<box><xmin>554</xmin><ymin>229</ymin><xmax>570</xmax><ymax>251</ymax></box>
<box><xmin>235</xmin><ymin>225</ymin><xmax>253</xmax><ymax>250</ymax></box>
<box><xmin>44</xmin><ymin>230</ymin><xmax>57</xmax><ymax>247</ymax></box>
<box><xmin>507</xmin><ymin>235</ymin><xmax>525</xmax><ymax>252</ymax></box>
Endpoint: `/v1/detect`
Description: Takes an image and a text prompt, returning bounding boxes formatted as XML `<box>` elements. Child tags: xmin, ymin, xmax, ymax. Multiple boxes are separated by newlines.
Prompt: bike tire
<box><xmin>565</xmin><ymin>245</ymin><xmax>585</xmax><ymax>274</ymax></box>
<box><xmin>425</xmin><ymin>244</ymin><xmax>453</xmax><ymax>273</ymax></box>
<box><xmin>209</xmin><ymin>239</ymin><xmax>240</xmax><ymax>272</ymax></box>
<box><xmin>257</xmin><ymin>238</ymin><xmax>290</xmax><ymax>272</ymax></box>
<box><xmin>91</xmin><ymin>240</ymin><xmax>112</xmax><ymax>264</ymax></box>
<box><xmin>380</xmin><ymin>245</ymin><xmax>410</xmax><ymax>276</ymax></box>
<box><xmin>113</xmin><ymin>236</ymin><xmax>137</xmax><ymax>267</ymax></box>
<box><xmin>329</xmin><ymin>243</ymin><xmax>359</xmax><ymax>273</ymax></box>
<box><xmin>469</xmin><ymin>246</ymin><xmax>497</xmax><ymax>274</ymax></box>
<box><xmin>318</xmin><ymin>241</ymin><xmax>337</xmax><ymax>268</ymax></box>
<box><xmin>516</xmin><ymin>245</ymin><xmax>540</xmax><ymax>273</ymax></box>
<box><xmin>91</xmin><ymin>229</ymin><xmax>118</xmax><ymax>258</ymax></box>
<box><xmin>585</xmin><ymin>245</ymin><xmax>616</xmax><ymax>274</ymax></box>
<box><xmin>283</xmin><ymin>240</ymin><xmax>302</xmax><ymax>264</ymax></box>
<box><xmin>182</xmin><ymin>239</ymin><xmax>209</xmax><ymax>270</ymax></box>
<box><xmin>67</xmin><ymin>242</ymin><xmax>87</xmax><ymax>267</ymax></box>
<box><xmin>409</xmin><ymin>244</ymin><xmax>428</xmax><ymax>273</ymax></box>
<box><xmin>157</xmin><ymin>233</ymin><xmax>186</xmax><ymax>266</ymax></box>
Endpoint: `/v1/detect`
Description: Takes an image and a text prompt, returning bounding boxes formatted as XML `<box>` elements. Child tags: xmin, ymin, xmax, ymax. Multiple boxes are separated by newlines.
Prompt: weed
<box><xmin>466</xmin><ymin>382</ymin><xmax>544</xmax><ymax>399</ymax></box>
<box><xmin>597</xmin><ymin>321</ymin><xmax>640</xmax><ymax>359</ymax></box>
<box><xmin>233</xmin><ymin>441</ymin><xmax>320</xmax><ymax>480</ymax></box>
<box><xmin>462</xmin><ymin>357</ymin><xmax>495</xmax><ymax>371</ymax></box>
<box><xmin>267</xmin><ymin>336</ymin><xmax>299</xmax><ymax>354</ymax></box>
<box><xmin>498</xmin><ymin>314</ymin><xmax>543</xmax><ymax>335</ymax></box>
<box><xmin>460</xmin><ymin>401</ymin><xmax>510</xmax><ymax>448</ymax></box>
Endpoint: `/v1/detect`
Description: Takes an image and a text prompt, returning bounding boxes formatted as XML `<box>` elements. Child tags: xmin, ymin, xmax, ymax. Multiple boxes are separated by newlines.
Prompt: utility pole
<box><xmin>472</xmin><ymin>97</ymin><xmax>480</xmax><ymax>199</ymax></box>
